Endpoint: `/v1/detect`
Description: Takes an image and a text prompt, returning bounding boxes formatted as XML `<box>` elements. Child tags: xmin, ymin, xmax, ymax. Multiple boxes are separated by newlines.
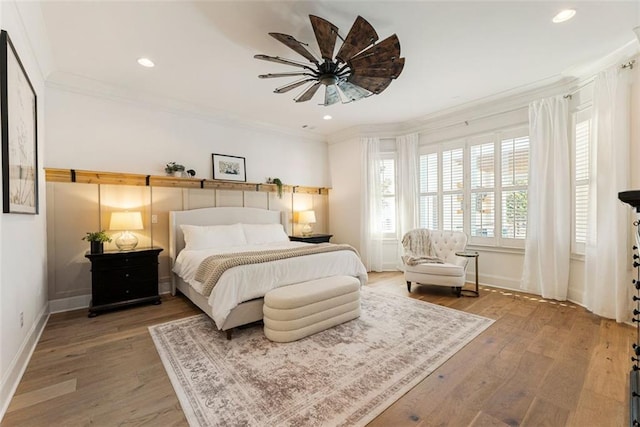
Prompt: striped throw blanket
<box><xmin>195</xmin><ymin>243</ymin><xmax>359</xmax><ymax>296</ymax></box>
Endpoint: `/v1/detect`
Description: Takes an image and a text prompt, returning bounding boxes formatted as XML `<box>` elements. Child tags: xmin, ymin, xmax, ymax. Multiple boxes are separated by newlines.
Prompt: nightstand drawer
<box><xmin>92</xmin><ymin>267</ymin><xmax>157</xmax><ymax>306</ymax></box>
<box><xmin>91</xmin><ymin>253</ymin><xmax>154</xmax><ymax>270</ymax></box>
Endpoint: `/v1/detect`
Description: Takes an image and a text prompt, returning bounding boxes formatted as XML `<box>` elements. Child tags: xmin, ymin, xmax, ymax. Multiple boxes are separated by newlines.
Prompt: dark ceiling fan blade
<box><xmin>347</xmin><ymin>75</ymin><xmax>392</xmax><ymax>94</ymax></box>
<box><xmin>324</xmin><ymin>84</ymin><xmax>341</xmax><ymax>106</ymax></box>
<box><xmin>254</xmin><ymin>54</ymin><xmax>316</xmax><ymax>71</ymax></box>
<box><xmin>349</xmin><ymin>58</ymin><xmax>405</xmax><ymax>79</ymax></box>
<box><xmin>335</xmin><ymin>16</ymin><xmax>379</xmax><ymax>63</ymax></box>
<box><xmin>274</xmin><ymin>78</ymin><xmax>315</xmax><ymax>94</ymax></box>
<box><xmin>258</xmin><ymin>14</ymin><xmax>403</xmax><ymax>104</ymax></box>
<box><xmin>309</xmin><ymin>15</ymin><xmax>338</xmax><ymax>61</ymax></box>
<box><xmin>348</xmin><ymin>35</ymin><xmax>402</xmax><ymax>70</ymax></box>
<box><xmin>295</xmin><ymin>82</ymin><xmax>322</xmax><ymax>102</ymax></box>
<box><xmin>269</xmin><ymin>33</ymin><xmax>319</xmax><ymax>64</ymax></box>
<box><xmin>259</xmin><ymin>72</ymin><xmax>314</xmax><ymax>79</ymax></box>
<box><xmin>337</xmin><ymin>80</ymin><xmax>372</xmax><ymax>102</ymax></box>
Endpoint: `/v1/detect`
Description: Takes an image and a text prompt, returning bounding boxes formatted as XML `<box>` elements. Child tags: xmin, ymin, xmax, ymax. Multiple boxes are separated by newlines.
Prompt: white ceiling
<box><xmin>38</xmin><ymin>1</ymin><xmax>639</xmax><ymax>137</ymax></box>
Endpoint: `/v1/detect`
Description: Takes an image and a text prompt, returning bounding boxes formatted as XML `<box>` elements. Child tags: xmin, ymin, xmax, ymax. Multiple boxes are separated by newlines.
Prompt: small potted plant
<box><xmin>165</xmin><ymin>162</ymin><xmax>186</xmax><ymax>177</ymax></box>
<box><xmin>266</xmin><ymin>177</ymin><xmax>284</xmax><ymax>199</ymax></box>
<box><xmin>82</xmin><ymin>230</ymin><xmax>112</xmax><ymax>254</ymax></box>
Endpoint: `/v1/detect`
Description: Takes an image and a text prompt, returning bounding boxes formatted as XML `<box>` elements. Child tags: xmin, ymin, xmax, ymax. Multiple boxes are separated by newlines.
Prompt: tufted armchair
<box><xmin>402</xmin><ymin>229</ymin><xmax>469</xmax><ymax>297</ymax></box>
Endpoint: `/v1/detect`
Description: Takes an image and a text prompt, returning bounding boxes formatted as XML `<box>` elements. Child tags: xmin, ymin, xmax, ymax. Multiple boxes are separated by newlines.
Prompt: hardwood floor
<box><xmin>2</xmin><ymin>272</ymin><xmax>633</xmax><ymax>426</ymax></box>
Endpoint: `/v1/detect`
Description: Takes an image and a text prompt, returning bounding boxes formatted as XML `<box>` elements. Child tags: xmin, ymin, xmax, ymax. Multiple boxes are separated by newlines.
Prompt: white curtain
<box><xmin>584</xmin><ymin>65</ymin><xmax>632</xmax><ymax>322</ymax></box>
<box><xmin>360</xmin><ymin>137</ymin><xmax>384</xmax><ymax>272</ymax></box>
<box><xmin>396</xmin><ymin>133</ymin><xmax>419</xmax><ymax>269</ymax></box>
<box><xmin>521</xmin><ymin>95</ymin><xmax>571</xmax><ymax>300</ymax></box>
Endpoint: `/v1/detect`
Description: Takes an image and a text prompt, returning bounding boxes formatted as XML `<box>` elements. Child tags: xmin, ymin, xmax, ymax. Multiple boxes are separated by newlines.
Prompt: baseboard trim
<box><xmin>49</xmin><ymin>280</ymin><xmax>173</xmax><ymax>314</ymax></box>
<box><xmin>159</xmin><ymin>280</ymin><xmax>172</xmax><ymax>295</ymax></box>
<box><xmin>49</xmin><ymin>294</ymin><xmax>91</xmax><ymax>314</ymax></box>
<box><xmin>0</xmin><ymin>303</ymin><xmax>50</xmax><ymax>422</ymax></box>
<box><xmin>472</xmin><ymin>272</ymin><xmax>521</xmax><ymax>289</ymax></box>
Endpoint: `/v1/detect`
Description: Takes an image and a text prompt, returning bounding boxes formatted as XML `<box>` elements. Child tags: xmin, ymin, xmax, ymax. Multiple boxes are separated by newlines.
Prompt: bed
<box><xmin>169</xmin><ymin>207</ymin><xmax>368</xmax><ymax>338</ymax></box>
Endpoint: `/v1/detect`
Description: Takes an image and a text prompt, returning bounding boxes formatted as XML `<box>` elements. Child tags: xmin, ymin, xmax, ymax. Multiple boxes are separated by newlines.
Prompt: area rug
<box><xmin>149</xmin><ymin>288</ymin><xmax>493</xmax><ymax>427</ymax></box>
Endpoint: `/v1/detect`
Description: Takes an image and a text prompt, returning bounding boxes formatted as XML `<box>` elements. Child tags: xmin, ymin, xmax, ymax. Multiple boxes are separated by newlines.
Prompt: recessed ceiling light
<box><xmin>137</xmin><ymin>57</ymin><xmax>155</xmax><ymax>68</ymax></box>
<box><xmin>323</xmin><ymin>115</ymin><xmax>332</xmax><ymax>120</ymax></box>
<box><xmin>552</xmin><ymin>9</ymin><xmax>576</xmax><ymax>23</ymax></box>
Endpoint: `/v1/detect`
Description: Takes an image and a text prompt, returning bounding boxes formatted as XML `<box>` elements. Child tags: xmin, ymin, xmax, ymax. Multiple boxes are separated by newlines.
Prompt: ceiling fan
<box><xmin>254</xmin><ymin>15</ymin><xmax>405</xmax><ymax>106</ymax></box>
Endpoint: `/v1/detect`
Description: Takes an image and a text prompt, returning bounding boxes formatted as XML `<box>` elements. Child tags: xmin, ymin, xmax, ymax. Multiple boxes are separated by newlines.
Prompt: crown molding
<box><xmin>45</xmin><ymin>71</ymin><xmax>327</xmax><ymax>144</ymax></box>
<box><xmin>327</xmin><ymin>74</ymin><xmax>574</xmax><ymax>144</ymax></box>
<box><xmin>561</xmin><ymin>38</ymin><xmax>639</xmax><ymax>79</ymax></box>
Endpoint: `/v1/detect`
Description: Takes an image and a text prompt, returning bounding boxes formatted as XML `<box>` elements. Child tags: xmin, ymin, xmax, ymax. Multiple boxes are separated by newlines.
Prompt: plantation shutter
<box><xmin>419</xmin><ymin>153</ymin><xmax>438</xmax><ymax>229</ymax></box>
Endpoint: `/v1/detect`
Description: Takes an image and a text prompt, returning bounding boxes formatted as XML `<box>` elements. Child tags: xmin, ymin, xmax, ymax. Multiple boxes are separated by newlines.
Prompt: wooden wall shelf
<box><xmin>44</xmin><ymin>168</ymin><xmax>330</xmax><ymax>195</ymax></box>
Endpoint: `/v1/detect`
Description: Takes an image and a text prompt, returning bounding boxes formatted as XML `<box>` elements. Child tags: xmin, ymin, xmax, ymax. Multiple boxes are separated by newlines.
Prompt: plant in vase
<box><xmin>82</xmin><ymin>230</ymin><xmax>112</xmax><ymax>254</ymax></box>
<box><xmin>165</xmin><ymin>162</ymin><xmax>186</xmax><ymax>176</ymax></box>
<box><xmin>266</xmin><ymin>177</ymin><xmax>284</xmax><ymax>199</ymax></box>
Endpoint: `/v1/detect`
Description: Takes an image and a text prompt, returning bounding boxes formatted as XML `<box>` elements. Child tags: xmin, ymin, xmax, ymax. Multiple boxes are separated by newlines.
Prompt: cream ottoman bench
<box><xmin>263</xmin><ymin>275</ymin><xmax>361</xmax><ymax>343</ymax></box>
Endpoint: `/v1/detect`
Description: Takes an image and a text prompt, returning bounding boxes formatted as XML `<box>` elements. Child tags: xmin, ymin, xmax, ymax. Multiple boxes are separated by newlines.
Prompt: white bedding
<box><xmin>173</xmin><ymin>241</ymin><xmax>368</xmax><ymax>329</ymax></box>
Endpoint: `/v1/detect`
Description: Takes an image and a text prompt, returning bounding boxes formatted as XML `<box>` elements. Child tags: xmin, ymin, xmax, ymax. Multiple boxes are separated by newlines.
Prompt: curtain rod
<box><xmin>564</xmin><ymin>59</ymin><xmax>636</xmax><ymax>99</ymax></box>
<box><xmin>417</xmin><ymin>104</ymin><xmax>528</xmax><ymax>134</ymax></box>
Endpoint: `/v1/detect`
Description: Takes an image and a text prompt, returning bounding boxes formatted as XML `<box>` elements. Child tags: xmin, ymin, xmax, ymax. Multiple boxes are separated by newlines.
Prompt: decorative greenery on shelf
<box><xmin>81</xmin><ymin>230</ymin><xmax>112</xmax><ymax>243</ymax></box>
<box><xmin>165</xmin><ymin>162</ymin><xmax>186</xmax><ymax>174</ymax></box>
<box><xmin>266</xmin><ymin>177</ymin><xmax>284</xmax><ymax>198</ymax></box>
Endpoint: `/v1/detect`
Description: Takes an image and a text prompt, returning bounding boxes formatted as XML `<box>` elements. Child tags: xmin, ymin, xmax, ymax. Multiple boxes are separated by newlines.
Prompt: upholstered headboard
<box><xmin>169</xmin><ymin>207</ymin><xmax>282</xmax><ymax>265</ymax></box>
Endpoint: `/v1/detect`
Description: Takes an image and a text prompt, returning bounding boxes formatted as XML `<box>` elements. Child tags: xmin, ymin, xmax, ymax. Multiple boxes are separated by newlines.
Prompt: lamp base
<box><xmin>302</xmin><ymin>224</ymin><xmax>313</xmax><ymax>236</ymax></box>
<box><xmin>115</xmin><ymin>231</ymin><xmax>138</xmax><ymax>251</ymax></box>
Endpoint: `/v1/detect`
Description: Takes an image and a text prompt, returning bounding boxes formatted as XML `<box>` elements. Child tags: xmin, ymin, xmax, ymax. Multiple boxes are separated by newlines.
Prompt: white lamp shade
<box><xmin>298</xmin><ymin>210</ymin><xmax>316</xmax><ymax>225</ymax></box>
<box><xmin>109</xmin><ymin>211</ymin><xmax>144</xmax><ymax>231</ymax></box>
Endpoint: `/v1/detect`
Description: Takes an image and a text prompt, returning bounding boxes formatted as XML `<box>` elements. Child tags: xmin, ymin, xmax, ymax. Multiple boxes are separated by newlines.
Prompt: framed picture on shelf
<box><xmin>1</xmin><ymin>30</ymin><xmax>38</xmax><ymax>214</ymax></box>
<box><xmin>212</xmin><ymin>153</ymin><xmax>246</xmax><ymax>182</ymax></box>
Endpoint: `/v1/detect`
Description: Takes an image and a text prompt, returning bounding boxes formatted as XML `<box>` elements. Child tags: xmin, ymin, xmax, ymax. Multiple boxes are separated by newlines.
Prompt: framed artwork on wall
<box><xmin>1</xmin><ymin>30</ymin><xmax>38</xmax><ymax>214</ymax></box>
<box><xmin>212</xmin><ymin>153</ymin><xmax>246</xmax><ymax>182</ymax></box>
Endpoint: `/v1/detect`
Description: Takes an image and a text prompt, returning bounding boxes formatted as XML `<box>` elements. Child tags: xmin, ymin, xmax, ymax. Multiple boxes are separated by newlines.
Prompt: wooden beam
<box><xmin>44</xmin><ymin>168</ymin><xmax>330</xmax><ymax>195</ymax></box>
<box><xmin>149</xmin><ymin>175</ymin><xmax>203</xmax><ymax>189</ymax></box>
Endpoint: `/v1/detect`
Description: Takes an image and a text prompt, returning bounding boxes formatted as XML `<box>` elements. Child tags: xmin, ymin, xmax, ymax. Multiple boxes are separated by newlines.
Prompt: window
<box><xmin>418</xmin><ymin>128</ymin><xmax>529</xmax><ymax>248</ymax></box>
<box><xmin>442</xmin><ymin>147</ymin><xmax>464</xmax><ymax>232</ymax></box>
<box><xmin>419</xmin><ymin>152</ymin><xmax>438</xmax><ymax>229</ymax></box>
<box><xmin>378</xmin><ymin>155</ymin><xmax>396</xmax><ymax>235</ymax></box>
<box><xmin>573</xmin><ymin>108</ymin><xmax>592</xmax><ymax>254</ymax></box>
<box><xmin>501</xmin><ymin>135</ymin><xmax>529</xmax><ymax>240</ymax></box>
<box><xmin>470</xmin><ymin>141</ymin><xmax>495</xmax><ymax>238</ymax></box>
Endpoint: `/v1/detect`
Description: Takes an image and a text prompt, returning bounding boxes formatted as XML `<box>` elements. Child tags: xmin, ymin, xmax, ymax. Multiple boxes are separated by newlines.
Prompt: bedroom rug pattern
<box><xmin>149</xmin><ymin>288</ymin><xmax>494</xmax><ymax>427</ymax></box>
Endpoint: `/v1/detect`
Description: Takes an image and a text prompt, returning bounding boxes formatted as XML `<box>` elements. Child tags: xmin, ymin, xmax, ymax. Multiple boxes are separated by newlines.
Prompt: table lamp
<box><xmin>298</xmin><ymin>210</ymin><xmax>316</xmax><ymax>236</ymax></box>
<box><xmin>109</xmin><ymin>211</ymin><xmax>144</xmax><ymax>250</ymax></box>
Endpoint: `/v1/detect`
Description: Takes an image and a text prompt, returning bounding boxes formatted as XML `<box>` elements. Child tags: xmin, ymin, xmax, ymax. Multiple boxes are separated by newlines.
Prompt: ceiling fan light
<box><xmin>319</xmin><ymin>74</ymin><xmax>339</xmax><ymax>86</ymax></box>
<box><xmin>552</xmin><ymin>9</ymin><xmax>576</xmax><ymax>23</ymax></box>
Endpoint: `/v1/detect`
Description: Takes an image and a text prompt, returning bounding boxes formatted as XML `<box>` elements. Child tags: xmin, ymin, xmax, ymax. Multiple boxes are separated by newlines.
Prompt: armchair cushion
<box><xmin>406</xmin><ymin>262</ymin><xmax>464</xmax><ymax>277</ymax></box>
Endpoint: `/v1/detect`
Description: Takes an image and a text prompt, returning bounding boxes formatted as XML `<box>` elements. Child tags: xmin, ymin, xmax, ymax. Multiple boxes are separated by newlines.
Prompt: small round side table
<box><xmin>456</xmin><ymin>251</ymin><xmax>480</xmax><ymax>297</ymax></box>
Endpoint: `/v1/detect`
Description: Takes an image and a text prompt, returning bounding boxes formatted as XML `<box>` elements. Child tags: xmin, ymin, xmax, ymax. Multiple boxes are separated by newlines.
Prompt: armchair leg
<box><xmin>406</xmin><ymin>281</ymin><xmax>412</xmax><ymax>292</ymax></box>
<box><xmin>455</xmin><ymin>287</ymin><xmax>462</xmax><ymax>298</ymax></box>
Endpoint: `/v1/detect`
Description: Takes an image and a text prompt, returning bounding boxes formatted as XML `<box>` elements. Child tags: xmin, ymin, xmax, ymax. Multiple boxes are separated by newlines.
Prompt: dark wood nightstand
<box><xmin>85</xmin><ymin>247</ymin><xmax>163</xmax><ymax>317</ymax></box>
<box><xmin>289</xmin><ymin>234</ymin><xmax>333</xmax><ymax>244</ymax></box>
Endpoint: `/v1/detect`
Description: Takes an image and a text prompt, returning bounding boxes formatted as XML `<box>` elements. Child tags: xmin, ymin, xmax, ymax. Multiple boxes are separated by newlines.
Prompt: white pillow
<box><xmin>180</xmin><ymin>223</ymin><xmax>247</xmax><ymax>250</ymax></box>
<box><xmin>242</xmin><ymin>223</ymin><xmax>289</xmax><ymax>245</ymax></box>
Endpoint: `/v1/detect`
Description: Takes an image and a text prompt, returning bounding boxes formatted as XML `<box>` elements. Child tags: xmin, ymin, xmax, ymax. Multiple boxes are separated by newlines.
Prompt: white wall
<box><xmin>45</xmin><ymin>85</ymin><xmax>330</xmax><ymax>188</ymax></box>
<box><xmin>327</xmin><ymin>137</ymin><xmax>361</xmax><ymax>248</ymax></box>
<box><xmin>0</xmin><ymin>1</ymin><xmax>50</xmax><ymax>420</ymax></box>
